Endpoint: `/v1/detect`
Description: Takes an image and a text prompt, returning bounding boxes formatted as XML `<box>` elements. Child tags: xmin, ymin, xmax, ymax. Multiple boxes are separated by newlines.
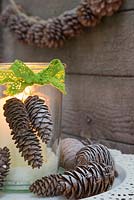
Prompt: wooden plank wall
<box><xmin>1</xmin><ymin>0</ymin><xmax>134</xmax><ymax>153</ymax></box>
<box><xmin>0</xmin><ymin>1</ymin><xmax>3</xmax><ymax>62</ymax></box>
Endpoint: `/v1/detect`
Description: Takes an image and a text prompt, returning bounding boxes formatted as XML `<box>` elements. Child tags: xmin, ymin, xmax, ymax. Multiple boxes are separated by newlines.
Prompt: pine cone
<box><xmin>3</xmin><ymin>98</ymin><xmax>43</xmax><ymax>168</ymax></box>
<box><xmin>11</xmin><ymin>15</ymin><xmax>32</xmax><ymax>42</ymax></box>
<box><xmin>0</xmin><ymin>5</ymin><xmax>33</xmax><ymax>42</ymax></box>
<box><xmin>26</xmin><ymin>22</ymin><xmax>46</xmax><ymax>47</ymax></box>
<box><xmin>30</xmin><ymin>162</ymin><xmax>115</xmax><ymax>199</ymax></box>
<box><xmin>3</xmin><ymin>98</ymin><xmax>29</xmax><ymax>131</ymax></box>
<box><xmin>11</xmin><ymin>129</ymin><xmax>43</xmax><ymax>168</ymax></box>
<box><xmin>30</xmin><ymin>174</ymin><xmax>62</xmax><ymax>197</ymax></box>
<box><xmin>80</xmin><ymin>137</ymin><xmax>92</xmax><ymax>146</ymax></box>
<box><xmin>76</xmin><ymin>144</ymin><xmax>115</xmax><ymax>170</ymax></box>
<box><xmin>86</xmin><ymin>0</ymin><xmax>123</xmax><ymax>17</ymax></box>
<box><xmin>25</xmin><ymin>95</ymin><xmax>53</xmax><ymax>144</ymax></box>
<box><xmin>61</xmin><ymin>11</ymin><xmax>83</xmax><ymax>38</ymax></box>
<box><xmin>59</xmin><ymin>163</ymin><xmax>115</xmax><ymax>199</ymax></box>
<box><xmin>60</xmin><ymin>138</ymin><xmax>85</xmax><ymax>170</ymax></box>
<box><xmin>42</xmin><ymin>18</ymin><xmax>66</xmax><ymax>48</ymax></box>
<box><xmin>0</xmin><ymin>147</ymin><xmax>10</xmax><ymax>188</ymax></box>
<box><xmin>77</xmin><ymin>0</ymin><xmax>100</xmax><ymax>27</ymax></box>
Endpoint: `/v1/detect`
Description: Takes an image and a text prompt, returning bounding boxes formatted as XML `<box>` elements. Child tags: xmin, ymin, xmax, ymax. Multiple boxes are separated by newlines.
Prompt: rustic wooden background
<box><xmin>1</xmin><ymin>0</ymin><xmax>134</xmax><ymax>153</ymax></box>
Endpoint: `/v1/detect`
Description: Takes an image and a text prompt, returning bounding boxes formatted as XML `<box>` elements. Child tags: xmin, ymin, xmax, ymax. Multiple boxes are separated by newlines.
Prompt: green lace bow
<box><xmin>0</xmin><ymin>59</ymin><xmax>66</xmax><ymax>95</ymax></box>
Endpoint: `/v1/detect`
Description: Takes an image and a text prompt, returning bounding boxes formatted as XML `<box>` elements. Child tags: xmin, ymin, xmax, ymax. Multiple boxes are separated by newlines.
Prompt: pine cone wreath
<box><xmin>24</xmin><ymin>95</ymin><xmax>53</xmax><ymax>144</ymax></box>
<box><xmin>75</xmin><ymin>144</ymin><xmax>115</xmax><ymax>170</ymax></box>
<box><xmin>3</xmin><ymin>98</ymin><xmax>43</xmax><ymax>168</ymax></box>
<box><xmin>86</xmin><ymin>0</ymin><xmax>123</xmax><ymax>18</ymax></box>
<box><xmin>0</xmin><ymin>147</ymin><xmax>10</xmax><ymax>188</ymax></box>
<box><xmin>0</xmin><ymin>0</ymin><xmax>123</xmax><ymax>48</ymax></box>
<box><xmin>30</xmin><ymin>162</ymin><xmax>115</xmax><ymax>199</ymax></box>
<box><xmin>77</xmin><ymin>0</ymin><xmax>100</xmax><ymax>27</ymax></box>
<box><xmin>30</xmin><ymin>174</ymin><xmax>62</xmax><ymax>197</ymax></box>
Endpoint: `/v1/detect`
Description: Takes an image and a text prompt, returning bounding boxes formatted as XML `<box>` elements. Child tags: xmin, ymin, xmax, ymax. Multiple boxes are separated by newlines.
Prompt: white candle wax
<box><xmin>0</xmin><ymin>97</ymin><xmax>12</xmax><ymax>146</ymax></box>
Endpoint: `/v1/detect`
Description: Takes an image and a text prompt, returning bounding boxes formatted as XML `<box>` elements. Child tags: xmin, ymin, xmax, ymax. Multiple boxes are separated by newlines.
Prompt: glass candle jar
<box><xmin>0</xmin><ymin>63</ymin><xmax>62</xmax><ymax>190</ymax></box>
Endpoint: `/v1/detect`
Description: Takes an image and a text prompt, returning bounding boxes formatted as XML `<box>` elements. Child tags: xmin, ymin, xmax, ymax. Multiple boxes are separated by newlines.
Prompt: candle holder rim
<box><xmin>0</xmin><ymin>62</ymin><xmax>66</xmax><ymax>70</ymax></box>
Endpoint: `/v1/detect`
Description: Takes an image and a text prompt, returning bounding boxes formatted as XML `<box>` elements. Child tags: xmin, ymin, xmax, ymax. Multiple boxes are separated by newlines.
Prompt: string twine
<box><xmin>9</xmin><ymin>0</ymin><xmax>41</xmax><ymax>23</ymax></box>
<box><xmin>9</xmin><ymin>0</ymin><xmax>20</xmax><ymax>13</ymax></box>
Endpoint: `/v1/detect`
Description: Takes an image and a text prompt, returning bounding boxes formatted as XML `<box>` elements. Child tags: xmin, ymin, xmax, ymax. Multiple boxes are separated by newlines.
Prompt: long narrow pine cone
<box><xmin>30</xmin><ymin>162</ymin><xmax>115</xmax><ymax>199</ymax></box>
<box><xmin>3</xmin><ymin>98</ymin><xmax>29</xmax><ymax>131</ymax></box>
<box><xmin>30</xmin><ymin>174</ymin><xmax>62</xmax><ymax>197</ymax></box>
<box><xmin>86</xmin><ymin>0</ymin><xmax>123</xmax><ymax>17</ymax></box>
<box><xmin>11</xmin><ymin>129</ymin><xmax>43</xmax><ymax>168</ymax></box>
<box><xmin>0</xmin><ymin>147</ymin><xmax>10</xmax><ymax>188</ymax></box>
<box><xmin>75</xmin><ymin>144</ymin><xmax>115</xmax><ymax>170</ymax></box>
<box><xmin>25</xmin><ymin>95</ymin><xmax>53</xmax><ymax>144</ymax></box>
<box><xmin>3</xmin><ymin>98</ymin><xmax>43</xmax><ymax>168</ymax></box>
<box><xmin>59</xmin><ymin>163</ymin><xmax>115</xmax><ymax>199</ymax></box>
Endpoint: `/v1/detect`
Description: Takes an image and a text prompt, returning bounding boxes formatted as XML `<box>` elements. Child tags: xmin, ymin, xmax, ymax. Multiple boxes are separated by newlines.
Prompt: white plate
<box><xmin>0</xmin><ymin>150</ymin><xmax>134</xmax><ymax>200</ymax></box>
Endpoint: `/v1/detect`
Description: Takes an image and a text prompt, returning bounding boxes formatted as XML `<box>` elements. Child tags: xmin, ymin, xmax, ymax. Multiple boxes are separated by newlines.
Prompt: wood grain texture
<box><xmin>2</xmin><ymin>1</ymin><xmax>134</xmax><ymax>76</ymax></box>
<box><xmin>2</xmin><ymin>0</ymin><xmax>132</xmax><ymax>18</ymax></box>
<box><xmin>1</xmin><ymin>0</ymin><xmax>80</xmax><ymax>22</ymax></box>
<box><xmin>62</xmin><ymin>133</ymin><xmax>134</xmax><ymax>154</ymax></box>
<box><xmin>62</xmin><ymin>75</ymin><xmax>134</xmax><ymax>153</ymax></box>
<box><xmin>121</xmin><ymin>0</ymin><xmax>134</xmax><ymax>10</ymax></box>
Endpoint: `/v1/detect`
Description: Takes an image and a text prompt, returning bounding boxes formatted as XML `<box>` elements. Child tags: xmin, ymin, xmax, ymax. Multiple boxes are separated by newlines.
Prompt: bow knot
<box><xmin>0</xmin><ymin>59</ymin><xmax>66</xmax><ymax>96</ymax></box>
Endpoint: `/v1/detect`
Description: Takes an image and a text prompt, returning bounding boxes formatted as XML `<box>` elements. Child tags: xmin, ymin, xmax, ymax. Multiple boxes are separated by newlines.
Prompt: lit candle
<box><xmin>0</xmin><ymin>87</ymin><xmax>60</xmax><ymax>190</ymax></box>
<box><xmin>0</xmin><ymin>61</ymin><xmax>62</xmax><ymax>190</ymax></box>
